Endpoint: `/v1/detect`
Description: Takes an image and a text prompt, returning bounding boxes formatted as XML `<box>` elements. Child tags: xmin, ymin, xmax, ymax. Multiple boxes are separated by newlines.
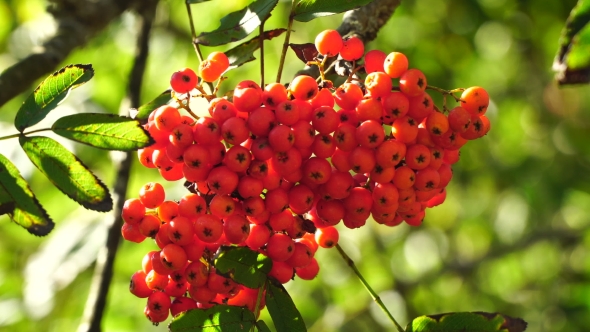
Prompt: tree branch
<box><xmin>0</xmin><ymin>0</ymin><xmax>141</xmax><ymax>107</ymax></box>
<box><xmin>76</xmin><ymin>1</ymin><xmax>158</xmax><ymax>331</ymax></box>
<box><xmin>296</xmin><ymin>0</ymin><xmax>402</xmax><ymax>78</ymax></box>
<box><xmin>337</xmin><ymin>0</ymin><xmax>402</xmax><ymax>42</ymax></box>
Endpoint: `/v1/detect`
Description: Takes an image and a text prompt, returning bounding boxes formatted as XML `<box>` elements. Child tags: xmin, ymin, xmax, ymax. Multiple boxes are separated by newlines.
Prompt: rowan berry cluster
<box><xmin>121</xmin><ymin>29</ymin><xmax>490</xmax><ymax>324</ymax></box>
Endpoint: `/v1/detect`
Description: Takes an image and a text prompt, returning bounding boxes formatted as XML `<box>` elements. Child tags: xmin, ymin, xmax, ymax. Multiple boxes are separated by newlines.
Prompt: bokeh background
<box><xmin>1</xmin><ymin>0</ymin><xmax>589</xmax><ymax>331</ymax></box>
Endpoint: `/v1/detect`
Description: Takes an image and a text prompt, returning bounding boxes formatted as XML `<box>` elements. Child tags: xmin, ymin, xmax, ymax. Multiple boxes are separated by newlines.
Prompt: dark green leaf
<box><xmin>0</xmin><ymin>153</ymin><xmax>54</xmax><ymax>236</ymax></box>
<box><xmin>265</xmin><ymin>280</ymin><xmax>306</xmax><ymax>332</ymax></box>
<box><xmin>293</xmin><ymin>0</ymin><xmax>375</xmax><ymax>22</ymax></box>
<box><xmin>19</xmin><ymin>136</ymin><xmax>112</xmax><ymax>212</ymax></box>
<box><xmin>186</xmin><ymin>0</ymin><xmax>212</xmax><ymax>3</ymax></box>
<box><xmin>132</xmin><ymin>89</ymin><xmax>172</xmax><ymax>121</ymax></box>
<box><xmin>14</xmin><ymin>64</ymin><xmax>94</xmax><ymax>132</ymax></box>
<box><xmin>194</xmin><ymin>0</ymin><xmax>279</xmax><ymax>46</ymax></box>
<box><xmin>225</xmin><ymin>29</ymin><xmax>287</xmax><ymax>70</ymax></box>
<box><xmin>255</xmin><ymin>320</ymin><xmax>272</xmax><ymax>332</ymax></box>
<box><xmin>169</xmin><ymin>305</ymin><xmax>256</xmax><ymax>332</ymax></box>
<box><xmin>554</xmin><ymin>0</ymin><xmax>590</xmax><ymax>84</ymax></box>
<box><xmin>405</xmin><ymin>312</ymin><xmax>528</xmax><ymax>332</ymax></box>
<box><xmin>0</xmin><ymin>183</ymin><xmax>15</xmax><ymax>216</ymax></box>
<box><xmin>51</xmin><ymin>113</ymin><xmax>153</xmax><ymax>151</ymax></box>
<box><xmin>215</xmin><ymin>246</ymin><xmax>272</xmax><ymax>288</ymax></box>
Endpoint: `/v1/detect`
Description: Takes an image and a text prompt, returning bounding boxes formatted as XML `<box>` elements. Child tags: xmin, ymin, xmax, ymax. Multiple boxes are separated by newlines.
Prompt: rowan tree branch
<box><xmin>0</xmin><ymin>0</ymin><xmax>142</xmax><ymax>108</ymax></box>
<box><xmin>296</xmin><ymin>0</ymin><xmax>402</xmax><ymax>78</ymax></box>
<box><xmin>77</xmin><ymin>1</ymin><xmax>158</xmax><ymax>331</ymax></box>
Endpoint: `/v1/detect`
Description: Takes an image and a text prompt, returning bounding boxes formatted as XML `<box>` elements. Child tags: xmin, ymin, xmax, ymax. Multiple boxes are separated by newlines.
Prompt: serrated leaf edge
<box><xmin>19</xmin><ymin>136</ymin><xmax>113</xmax><ymax>212</ymax></box>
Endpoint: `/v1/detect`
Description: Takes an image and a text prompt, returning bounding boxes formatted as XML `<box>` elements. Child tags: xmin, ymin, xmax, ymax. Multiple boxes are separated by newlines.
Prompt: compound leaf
<box><xmin>293</xmin><ymin>0</ymin><xmax>375</xmax><ymax>22</ymax></box>
<box><xmin>0</xmin><ymin>153</ymin><xmax>54</xmax><ymax>236</ymax></box>
<box><xmin>225</xmin><ymin>29</ymin><xmax>286</xmax><ymax>70</ymax></box>
<box><xmin>52</xmin><ymin>113</ymin><xmax>153</xmax><ymax>151</ymax></box>
<box><xmin>215</xmin><ymin>246</ymin><xmax>272</xmax><ymax>288</ymax></box>
<box><xmin>405</xmin><ymin>312</ymin><xmax>528</xmax><ymax>332</ymax></box>
<box><xmin>19</xmin><ymin>136</ymin><xmax>112</xmax><ymax>212</ymax></box>
<box><xmin>194</xmin><ymin>0</ymin><xmax>279</xmax><ymax>46</ymax></box>
<box><xmin>169</xmin><ymin>305</ymin><xmax>256</xmax><ymax>332</ymax></box>
<box><xmin>14</xmin><ymin>64</ymin><xmax>94</xmax><ymax>132</ymax></box>
<box><xmin>131</xmin><ymin>89</ymin><xmax>172</xmax><ymax>121</ymax></box>
<box><xmin>554</xmin><ymin>0</ymin><xmax>590</xmax><ymax>84</ymax></box>
<box><xmin>265</xmin><ymin>280</ymin><xmax>306</xmax><ymax>332</ymax></box>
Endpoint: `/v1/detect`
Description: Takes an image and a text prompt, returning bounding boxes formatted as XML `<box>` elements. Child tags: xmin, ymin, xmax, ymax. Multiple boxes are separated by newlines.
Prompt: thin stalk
<box><xmin>259</xmin><ymin>22</ymin><xmax>265</xmax><ymax>87</ymax></box>
<box><xmin>335</xmin><ymin>244</ymin><xmax>405</xmax><ymax>332</ymax></box>
<box><xmin>251</xmin><ymin>283</ymin><xmax>266</xmax><ymax>332</ymax></box>
<box><xmin>0</xmin><ymin>128</ymin><xmax>51</xmax><ymax>141</ymax></box>
<box><xmin>185</xmin><ymin>1</ymin><xmax>204</xmax><ymax>62</ymax></box>
<box><xmin>425</xmin><ymin>85</ymin><xmax>464</xmax><ymax>103</ymax></box>
<box><xmin>276</xmin><ymin>0</ymin><xmax>296</xmax><ymax>83</ymax></box>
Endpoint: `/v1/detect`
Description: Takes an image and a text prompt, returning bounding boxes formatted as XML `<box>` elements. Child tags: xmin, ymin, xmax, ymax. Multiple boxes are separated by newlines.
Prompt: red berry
<box><xmin>340</xmin><ymin>36</ymin><xmax>364</xmax><ymax>61</ymax></box>
<box><xmin>314</xmin><ymin>29</ymin><xmax>343</xmax><ymax>57</ymax></box>
<box><xmin>170</xmin><ymin>68</ymin><xmax>198</xmax><ymax>93</ymax></box>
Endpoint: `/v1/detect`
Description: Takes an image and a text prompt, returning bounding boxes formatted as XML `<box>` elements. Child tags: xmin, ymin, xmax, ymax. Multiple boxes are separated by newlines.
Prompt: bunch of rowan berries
<box><xmin>121</xmin><ymin>29</ymin><xmax>490</xmax><ymax>324</ymax></box>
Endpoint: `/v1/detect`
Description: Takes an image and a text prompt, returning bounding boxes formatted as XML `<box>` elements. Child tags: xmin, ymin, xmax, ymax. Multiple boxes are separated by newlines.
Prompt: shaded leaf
<box><xmin>0</xmin><ymin>184</ymin><xmax>15</xmax><ymax>216</ymax></box>
<box><xmin>265</xmin><ymin>280</ymin><xmax>306</xmax><ymax>332</ymax></box>
<box><xmin>0</xmin><ymin>201</ymin><xmax>15</xmax><ymax>216</ymax></box>
<box><xmin>0</xmin><ymin>153</ymin><xmax>54</xmax><ymax>236</ymax></box>
<box><xmin>256</xmin><ymin>320</ymin><xmax>272</xmax><ymax>332</ymax></box>
<box><xmin>226</xmin><ymin>29</ymin><xmax>287</xmax><ymax>70</ymax></box>
<box><xmin>194</xmin><ymin>0</ymin><xmax>279</xmax><ymax>46</ymax></box>
<box><xmin>554</xmin><ymin>0</ymin><xmax>590</xmax><ymax>84</ymax></box>
<box><xmin>293</xmin><ymin>0</ymin><xmax>375</xmax><ymax>22</ymax></box>
<box><xmin>215</xmin><ymin>246</ymin><xmax>272</xmax><ymax>288</ymax></box>
<box><xmin>289</xmin><ymin>43</ymin><xmax>319</xmax><ymax>63</ymax></box>
<box><xmin>405</xmin><ymin>312</ymin><xmax>527</xmax><ymax>332</ymax></box>
<box><xmin>132</xmin><ymin>89</ymin><xmax>172</xmax><ymax>121</ymax></box>
<box><xmin>14</xmin><ymin>64</ymin><xmax>94</xmax><ymax>132</ymax></box>
<box><xmin>19</xmin><ymin>136</ymin><xmax>112</xmax><ymax>212</ymax></box>
<box><xmin>169</xmin><ymin>305</ymin><xmax>256</xmax><ymax>331</ymax></box>
<box><xmin>52</xmin><ymin>113</ymin><xmax>153</xmax><ymax>151</ymax></box>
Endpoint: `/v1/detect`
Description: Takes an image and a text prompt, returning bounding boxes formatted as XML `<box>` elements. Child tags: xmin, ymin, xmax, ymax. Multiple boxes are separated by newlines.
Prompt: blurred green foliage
<box><xmin>0</xmin><ymin>0</ymin><xmax>590</xmax><ymax>331</ymax></box>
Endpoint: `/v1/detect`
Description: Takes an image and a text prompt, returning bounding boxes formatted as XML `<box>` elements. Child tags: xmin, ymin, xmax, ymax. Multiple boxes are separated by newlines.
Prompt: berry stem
<box><xmin>335</xmin><ymin>244</ymin><xmax>405</xmax><ymax>332</ymax></box>
<box><xmin>0</xmin><ymin>128</ymin><xmax>51</xmax><ymax>141</ymax></box>
<box><xmin>426</xmin><ymin>85</ymin><xmax>463</xmax><ymax>103</ymax></box>
<box><xmin>276</xmin><ymin>0</ymin><xmax>296</xmax><ymax>83</ymax></box>
<box><xmin>185</xmin><ymin>1</ymin><xmax>204</xmax><ymax>62</ymax></box>
<box><xmin>346</xmin><ymin>62</ymin><xmax>364</xmax><ymax>83</ymax></box>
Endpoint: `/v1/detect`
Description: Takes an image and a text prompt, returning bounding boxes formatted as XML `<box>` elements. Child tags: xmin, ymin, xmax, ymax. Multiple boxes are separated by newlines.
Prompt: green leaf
<box><xmin>554</xmin><ymin>0</ymin><xmax>590</xmax><ymax>84</ymax></box>
<box><xmin>194</xmin><ymin>0</ymin><xmax>279</xmax><ymax>46</ymax></box>
<box><xmin>215</xmin><ymin>246</ymin><xmax>273</xmax><ymax>288</ymax></box>
<box><xmin>19</xmin><ymin>136</ymin><xmax>113</xmax><ymax>212</ymax></box>
<box><xmin>51</xmin><ymin>113</ymin><xmax>153</xmax><ymax>151</ymax></box>
<box><xmin>131</xmin><ymin>89</ymin><xmax>172</xmax><ymax>121</ymax></box>
<box><xmin>14</xmin><ymin>64</ymin><xmax>94</xmax><ymax>132</ymax></box>
<box><xmin>405</xmin><ymin>312</ymin><xmax>528</xmax><ymax>332</ymax></box>
<box><xmin>187</xmin><ymin>0</ymin><xmax>212</xmax><ymax>3</ymax></box>
<box><xmin>169</xmin><ymin>305</ymin><xmax>256</xmax><ymax>331</ymax></box>
<box><xmin>265</xmin><ymin>280</ymin><xmax>306</xmax><ymax>332</ymax></box>
<box><xmin>293</xmin><ymin>0</ymin><xmax>375</xmax><ymax>22</ymax></box>
<box><xmin>255</xmin><ymin>320</ymin><xmax>272</xmax><ymax>332</ymax></box>
<box><xmin>225</xmin><ymin>29</ymin><xmax>287</xmax><ymax>71</ymax></box>
<box><xmin>0</xmin><ymin>153</ymin><xmax>54</xmax><ymax>236</ymax></box>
